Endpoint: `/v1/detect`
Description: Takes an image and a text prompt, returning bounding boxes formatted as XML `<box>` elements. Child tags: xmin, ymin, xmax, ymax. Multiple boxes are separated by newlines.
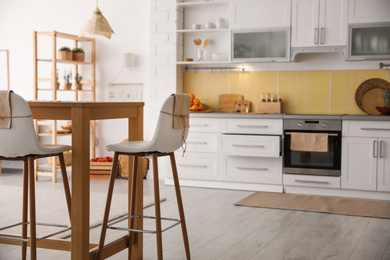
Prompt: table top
<box><xmin>28</xmin><ymin>101</ymin><xmax>144</xmax><ymax>120</ymax></box>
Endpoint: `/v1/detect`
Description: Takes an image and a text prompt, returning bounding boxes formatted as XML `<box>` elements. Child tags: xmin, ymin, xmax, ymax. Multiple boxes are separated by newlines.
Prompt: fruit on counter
<box><xmin>189</xmin><ymin>93</ymin><xmax>204</xmax><ymax>111</ymax></box>
<box><xmin>90</xmin><ymin>157</ymin><xmax>113</xmax><ymax>162</ymax></box>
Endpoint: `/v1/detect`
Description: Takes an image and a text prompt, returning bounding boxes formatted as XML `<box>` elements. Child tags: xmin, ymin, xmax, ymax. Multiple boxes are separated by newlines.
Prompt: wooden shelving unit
<box><xmin>33</xmin><ymin>31</ymin><xmax>96</xmax><ymax>182</ymax></box>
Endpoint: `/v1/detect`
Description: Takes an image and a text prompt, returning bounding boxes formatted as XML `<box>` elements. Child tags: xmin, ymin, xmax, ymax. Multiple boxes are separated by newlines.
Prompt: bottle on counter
<box><xmin>278</xmin><ymin>93</ymin><xmax>282</xmax><ymax>102</ymax></box>
<box><xmin>271</xmin><ymin>93</ymin><xmax>275</xmax><ymax>102</ymax></box>
<box><xmin>266</xmin><ymin>93</ymin><xmax>271</xmax><ymax>102</ymax></box>
<box><xmin>261</xmin><ymin>93</ymin><xmax>266</xmax><ymax>102</ymax></box>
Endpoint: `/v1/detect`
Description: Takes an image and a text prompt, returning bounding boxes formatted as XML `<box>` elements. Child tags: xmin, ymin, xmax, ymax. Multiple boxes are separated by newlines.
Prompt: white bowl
<box><xmin>211</xmin><ymin>53</ymin><xmax>228</xmax><ymax>61</ymax></box>
<box><xmin>192</xmin><ymin>24</ymin><xmax>201</xmax><ymax>29</ymax></box>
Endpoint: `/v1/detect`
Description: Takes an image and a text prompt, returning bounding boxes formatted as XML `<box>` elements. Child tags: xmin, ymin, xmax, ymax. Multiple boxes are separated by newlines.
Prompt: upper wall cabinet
<box><xmin>348</xmin><ymin>0</ymin><xmax>390</xmax><ymax>24</ymax></box>
<box><xmin>230</xmin><ymin>0</ymin><xmax>291</xmax><ymax>29</ymax></box>
<box><xmin>291</xmin><ymin>0</ymin><xmax>348</xmax><ymax>48</ymax></box>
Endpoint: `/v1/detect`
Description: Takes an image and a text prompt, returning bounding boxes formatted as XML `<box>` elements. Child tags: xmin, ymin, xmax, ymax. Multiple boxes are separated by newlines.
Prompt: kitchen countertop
<box><xmin>190</xmin><ymin>112</ymin><xmax>390</xmax><ymax>121</ymax></box>
<box><xmin>190</xmin><ymin>112</ymin><xmax>284</xmax><ymax>119</ymax></box>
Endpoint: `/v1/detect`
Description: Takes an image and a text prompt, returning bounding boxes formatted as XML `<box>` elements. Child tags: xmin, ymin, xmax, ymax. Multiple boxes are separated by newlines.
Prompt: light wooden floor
<box><xmin>1</xmin><ymin>168</ymin><xmax>390</xmax><ymax>260</ymax></box>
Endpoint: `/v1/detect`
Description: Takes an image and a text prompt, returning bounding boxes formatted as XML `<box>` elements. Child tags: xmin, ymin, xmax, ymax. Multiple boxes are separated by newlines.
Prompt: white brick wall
<box><xmin>150</xmin><ymin>0</ymin><xmax>179</xmax><ymax>178</ymax></box>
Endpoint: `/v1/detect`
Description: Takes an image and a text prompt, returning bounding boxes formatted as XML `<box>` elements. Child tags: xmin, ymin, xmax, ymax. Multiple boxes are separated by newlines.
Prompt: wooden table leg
<box><xmin>71</xmin><ymin>107</ymin><xmax>91</xmax><ymax>260</ymax></box>
<box><xmin>128</xmin><ymin>107</ymin><xmax>144</xmax><ymax>260</ymax></box>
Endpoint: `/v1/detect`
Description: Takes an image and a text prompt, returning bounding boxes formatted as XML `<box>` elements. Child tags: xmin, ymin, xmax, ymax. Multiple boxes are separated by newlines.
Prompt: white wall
<box><xmin>0</xmin><ymin>0</ymin><xmax>152</xmax><ymax>157</ymax></box>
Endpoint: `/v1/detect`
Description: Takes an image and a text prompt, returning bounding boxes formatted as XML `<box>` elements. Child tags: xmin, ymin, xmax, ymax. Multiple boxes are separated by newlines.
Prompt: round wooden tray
<box><xmin>355</xmin><ymin>78</ymin><xmax>390</xmax><ymax>115</ymax></box>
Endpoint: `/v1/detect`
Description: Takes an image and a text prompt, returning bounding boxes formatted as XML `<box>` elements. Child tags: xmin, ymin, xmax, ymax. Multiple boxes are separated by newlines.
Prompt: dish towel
<box><xmin>172</xmin><ymin>93</ymin><xmax>190</xmax><ymax>129</ymax></box>
<box><xmin>290</xmin><ymin>132</ymin><xmax>329</xmax><ymax>152</ymax></box>
<box><xmin>0</xmin><ymin>90</ymin><xmax>12</xmax><ymax>129</ymax></box>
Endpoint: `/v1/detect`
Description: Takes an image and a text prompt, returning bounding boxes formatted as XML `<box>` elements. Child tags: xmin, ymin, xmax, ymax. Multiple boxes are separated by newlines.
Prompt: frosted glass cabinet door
<box><xmin>349</xmin><ymin>24</ymin><xmax>390</xmax><ymax>60</ymax></box>
<box><xmin>232</xmin><ymin>29</ymin><xmax>290</xmax><ymax>62</ymax></box>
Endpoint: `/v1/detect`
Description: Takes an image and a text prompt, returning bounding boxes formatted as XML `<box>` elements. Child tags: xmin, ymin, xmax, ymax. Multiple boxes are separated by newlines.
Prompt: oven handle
<box><xmin>284</xmin><ymin>132</ymin><xmax>339</xmax><ymax>136</ymax></box>
<box><xmin>295</xmin><ymin>180</ymin><xmax>329</xmax><ymax>184</ymax></box>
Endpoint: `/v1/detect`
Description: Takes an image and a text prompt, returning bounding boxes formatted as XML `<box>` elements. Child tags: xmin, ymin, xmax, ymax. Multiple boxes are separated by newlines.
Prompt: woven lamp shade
<box><xmin>79</xmin><ymin>7</ymin><xmax>113</xmax><ymax>39</ymax></box>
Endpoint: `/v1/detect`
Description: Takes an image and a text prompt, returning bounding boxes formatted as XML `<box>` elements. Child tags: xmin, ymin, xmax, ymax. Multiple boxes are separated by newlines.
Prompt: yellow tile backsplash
<box><xmin>183</xmin><ymin>69</ymin><xmax>390</xmax><ymax>115</ymax></box>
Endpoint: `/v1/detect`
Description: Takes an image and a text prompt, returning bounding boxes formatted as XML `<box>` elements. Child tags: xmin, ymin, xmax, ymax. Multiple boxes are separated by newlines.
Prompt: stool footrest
<box><xmin>0</xmin><ymin>221</ymin><xmax>71</xmax><ymax>242</ymax></box>
<box><xmin>107</xmin><ymin>215</ymin><xmax>181</xmax><ymax>234</ymax></box>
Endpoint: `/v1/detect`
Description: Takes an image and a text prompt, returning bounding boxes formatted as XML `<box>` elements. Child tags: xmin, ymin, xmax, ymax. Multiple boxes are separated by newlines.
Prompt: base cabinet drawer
<box><xmin>283</xmin><ymin>174</ymin><xmax>341</xmax><ymax>189</ymax></box>
<box><xmin>222</xmin><ymin>118</ymin><xmax>283</xmax><ymax>135</ymax></box>
<box><xmin>189</xmin><ymin>117</ymin><xmax>220</xmax><ymax>133</ymax></box>
<box><xmin>174</xmin><ymin>152</ymin><xmax>218</xmax><ymax>180</ymax></box>
<box><xmin>186</xmin><ymin>132</ymin><xmax>218</xmax><ymax>153</ymax></box>
<box><xmin>223</xmin><ymin>156</ymin><xmax>282</xmax><ymax>184</ymax></box>
<box><xmin>343</xmin><ymin>121</ymin><xmax>390</xmax><ymax>138</ymax></box>
<box><xmin>221</xmin><ymin>134</ymin><xmax>280</xmax><ymax>157</ymax></box>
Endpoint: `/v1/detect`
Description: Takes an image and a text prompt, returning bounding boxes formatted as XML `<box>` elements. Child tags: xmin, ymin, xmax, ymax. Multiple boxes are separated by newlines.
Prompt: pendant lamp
<box><xmin>79</xmin><ymin>1</ymin><xmax>113</xmax><ymax>39</ymax></box>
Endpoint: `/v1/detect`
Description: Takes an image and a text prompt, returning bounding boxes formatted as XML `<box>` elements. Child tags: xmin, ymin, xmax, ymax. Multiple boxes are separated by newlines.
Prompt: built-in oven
<box><xmin>283</xmin><ymin>118</ymin><xmax>342</xmax><ymax>177</ymax></box>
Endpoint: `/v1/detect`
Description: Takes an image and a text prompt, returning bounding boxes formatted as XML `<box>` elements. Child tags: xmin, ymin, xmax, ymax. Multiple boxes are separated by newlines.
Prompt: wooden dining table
<box><xmin>27</xmin><ymin>101</ymin><xmax>144</xmax><ymax>260</ymax></box>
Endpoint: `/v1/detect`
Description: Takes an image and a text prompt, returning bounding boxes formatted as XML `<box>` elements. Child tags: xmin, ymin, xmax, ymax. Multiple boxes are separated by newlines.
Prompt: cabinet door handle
<box><xmin>320</xmin><ymin>28</ymin><xmax>324</xmax><ymax>44</ymax></box>
<box><xmin>314</xmin><ymin>28</ymin><xmax>318</xmax><ymax>44</ymax></box>
<box><xmin>187</xmin><ymin>141</ymin><xmax>207</xmax><ymax>145</ymax></box>
<box><xmin>361</xmin><ymin>128</ymin><xmax>390</xmax><ymax>131</ymax></box>
<box><xmin>380</xmin><ymin>140</ymin><xmax>384</xmax><ymax>158</ymax></box>
<box><xmin>191</xmin><ymin>124</ymin><xmax>208</xmax><ymax>127</ymax></box>
<box><xmin>236</xmin><ymin>167</ymin><xmax>267</xmax><ymax>171</ymax></box>
<box><xmin>295</xmin><ymin>180</ymin><xmax>329</xmax><ymax>184</ymax></box>
<box><xmin>236</xmin><ymin>125</ymin><xmax>268</xmax><ymax>128</ymax></box>
<box><xmin>373</xmin><ymin>140</ymin><xmax>378</xmax><ymax>158</ymax></box>
<box><xmin>178</xmin><ymin>164</ymin><xmax>207</xmax><ymax>168</ymax></box>
<box><xmin>232</xmin><ymin>144</ymin><xmax>264</xmax><ymax>148</ymax></box>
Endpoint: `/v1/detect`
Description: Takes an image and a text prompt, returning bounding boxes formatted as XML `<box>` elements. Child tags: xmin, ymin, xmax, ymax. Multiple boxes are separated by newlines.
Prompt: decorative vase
<box><xmin>64</xmin><ymin>82</ymin><xmax>72</xmax><ymax>90</ymax></box>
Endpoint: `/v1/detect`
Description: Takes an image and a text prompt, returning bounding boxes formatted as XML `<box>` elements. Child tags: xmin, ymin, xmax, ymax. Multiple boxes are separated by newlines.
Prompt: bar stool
<box><xmin>98</xmin><ymin>94</ymin><xmax>191</xmax><ymax>260</ymax></box>
<box><xmin>0</xmin><ymin>92</ymin><xmax>72</xmax><ymax>260</ymax></box>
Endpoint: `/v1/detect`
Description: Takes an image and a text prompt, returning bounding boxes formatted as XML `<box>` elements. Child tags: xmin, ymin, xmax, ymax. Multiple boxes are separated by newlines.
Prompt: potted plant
<box><xmin>382</xmin><ymin>89</ymin><xmax>390</xmax><ymax>107</ymax></box>
<box><xmin>74</xmin><ymin>73</ymin><xmax>83</xmax><ymax>90</ymax></box>
<box><xmin>63</xmin><ymin>69</ymin><xmax>72</xmax><ymax>90</ymax></box>
<box><xmin>58</xmin><ymin>46</ymin><xmax>72</xmax><ymax>60</ymax></box>
<box><xmin>72</xmin><ymin>47</ymin><xmax>85</xmax><ymax>62</ymax></box>
<box><xmin>55</xmin><ymin>69</ymin><xmax>60</xmax><ymax>89</ymax></box>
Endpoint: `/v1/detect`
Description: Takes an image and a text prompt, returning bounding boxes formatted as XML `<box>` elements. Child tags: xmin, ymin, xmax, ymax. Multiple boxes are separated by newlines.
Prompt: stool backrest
<box><xmin>149</xmin><ymin>94</ymin><xmax>190</xmax><ymax>153</ymax></box>
<box><xmin>0</xmin><ymin>92</ymin><xmax>43</xmax><ymax>157</ymax></box>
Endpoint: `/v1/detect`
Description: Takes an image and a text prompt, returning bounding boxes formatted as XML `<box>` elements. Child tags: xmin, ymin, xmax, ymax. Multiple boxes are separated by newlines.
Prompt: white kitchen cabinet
<box><xmin>291</xmin><ymin>0</ymin><xmax>348</xmax><ymax>48</ymax></box>
<box><xmin>348</xmin><ymin>0</ymin><xmax>390</xmax><ymax>24</ymax></box>
<box><xmin>166</xmin><ymin>115</ymin><xmax>283</xmax><ymax>192</ymax></box>
<box><xmin>230</xmin><ymin>0</ymin><xmax>291</xmax><ymax>29</ymax></box>
<box><xmin>341</xmin><ymin>137</ymin><xmax>377</xmax><ymax>191</ymax></box>
<box><xmin>342</xmin><ymin>120</ymin><xmax>390</xmax><ymax>192</ymax></box>
<box><xmin>172</xmin><ymin>117</ymin><xmax>219</xmax><ymax>181</ymax></box>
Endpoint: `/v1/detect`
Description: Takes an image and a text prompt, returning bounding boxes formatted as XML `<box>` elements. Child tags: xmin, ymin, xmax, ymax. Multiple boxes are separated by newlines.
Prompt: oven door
<box><xmin>283</xmin><ymin>130</ymin><xmax>341</xmax><ymax>176</ymax></box>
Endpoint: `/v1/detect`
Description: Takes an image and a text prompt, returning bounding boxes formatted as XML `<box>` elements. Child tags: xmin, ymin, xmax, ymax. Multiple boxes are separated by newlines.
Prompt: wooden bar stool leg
<box><xmin>128</xmin><ymin>155</ymin><xmax>139</xmax><ymax>259</ymax></box>
<box><xmin>28</xmin><ymin>157</ymin><xmax>37</xmax><ymax>260</ymax></box>
<box><xmin>152</xmin><ymin>154</ymin><xmax>163</xmax><ymax>260</ymax></box>
<box><xmin>97</xmin><ymin>152</ymin><xmax>120</xmax><ymax>260</ymax></box>
<box><xmin>21</xmin><ymin>159</ymin><xmax>28</xmax><ymax>260</ymax></box>
<box><xmin>58</xmin><ymin>154</ymin><xmax>71</xmax><ymax>219</ymax></box>
<box><xmin>169</xmin><ymin>153</ymin><xmax>191</xmax><ymax>260</ymax></box>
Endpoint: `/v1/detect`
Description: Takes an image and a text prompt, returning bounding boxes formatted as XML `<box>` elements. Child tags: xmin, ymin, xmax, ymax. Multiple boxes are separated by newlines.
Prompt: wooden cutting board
<box><xmin>218</xmin><ymin>94</ymin><xmax>244</xmax><ymax>112</ymax></box>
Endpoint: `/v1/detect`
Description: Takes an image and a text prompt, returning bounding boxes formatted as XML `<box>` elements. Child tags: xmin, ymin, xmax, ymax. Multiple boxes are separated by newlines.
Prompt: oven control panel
<box><xmin>284</xmin><ymin>119</ymin><xmax>342</xmax><ymax>131</ymax></box>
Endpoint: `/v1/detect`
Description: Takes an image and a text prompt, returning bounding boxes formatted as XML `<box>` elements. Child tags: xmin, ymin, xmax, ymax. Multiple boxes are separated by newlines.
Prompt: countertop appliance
<box><xmin>283</xmin><ymin>118</ymin><xmax>342</xmax><ymax>176</ymax></box>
